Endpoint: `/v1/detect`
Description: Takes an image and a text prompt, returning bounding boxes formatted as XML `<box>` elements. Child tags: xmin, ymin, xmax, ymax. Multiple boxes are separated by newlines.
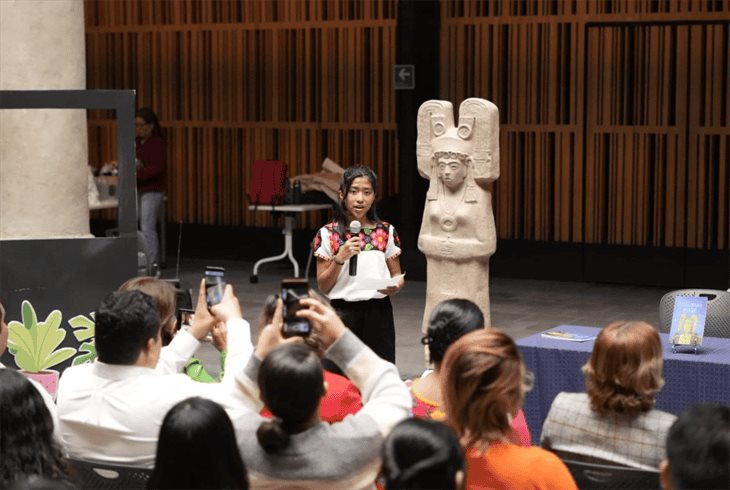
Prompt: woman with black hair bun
<box><xmin>255</xmin><ymin>343</ymin><xmax>325</xmax><ymax>454</ymax></box>
<box><xmin>149</xmin><ymin>397</ymin><xmax>248</xmax><ymax>489</ymax></box>
<box><xmin>381</xmin><ymin>418</ymin><xmax>465</xmax><ymax>490</ymax></box>
<box><xmin>410</xmin><ymin>298</ymin><xmax>531</xmax><ymax>446</ymax></box>
<box><xmin>234</xmin><ymin>295</ymin><xmax>410</xmax><ymax>488</ymax></box>
<box><xmin>0</xmin><ymin>369</ymin><xmax>69</xmax><ymax>487</ymax></box>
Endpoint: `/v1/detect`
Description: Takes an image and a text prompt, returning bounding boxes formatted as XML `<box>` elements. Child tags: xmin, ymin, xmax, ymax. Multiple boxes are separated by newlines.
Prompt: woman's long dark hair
<box><xmin>149</xmin><ymin>397</ymin><xmax>248</xmax><ymax>489</ymax></box>
<box><xmin>423</xmin><ymin>299</ymin><xmax>484</xmax><ymax>365</ymax></box>
<box><xmin>136</xmin><ymin>107</ymin><xmax>163</xmax><ymax>138</ymax></box>
<box><xmin>0</xmin><ymin>369</ymin><xmax>68</xmax><ymax>487</ymax></box>
<box><xmin>256</xmin><ymin>343</ymin><xmax>324</xmax><ymax>453</ymax></box>
<box><xmin>381</xmin><ymin>418</ymin><xmax>465</xmax><ymax>489</ymax></box>
<box><xmin>334</xmin><ymin>165</ymin><xmax>380</xmax><ymax>234</ymax></box>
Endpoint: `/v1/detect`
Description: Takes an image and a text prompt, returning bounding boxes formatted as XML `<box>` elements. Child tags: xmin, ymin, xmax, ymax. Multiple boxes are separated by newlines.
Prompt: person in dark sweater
<box><xmin>134</xmin><ymin>107</ymin><xmax>167</xmax><ymax>267</ymax></box>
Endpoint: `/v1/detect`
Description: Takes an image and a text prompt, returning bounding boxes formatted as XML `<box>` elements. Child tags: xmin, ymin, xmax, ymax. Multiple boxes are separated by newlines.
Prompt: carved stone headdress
<box><xmin>416</xmin><ymin>98</ymin><xmax>500</xmax><ymax>201</ymax></box>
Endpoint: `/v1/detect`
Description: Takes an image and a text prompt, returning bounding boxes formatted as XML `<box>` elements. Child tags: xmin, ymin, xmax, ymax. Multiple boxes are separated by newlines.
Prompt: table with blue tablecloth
<box><xmin>517</xmin><ymin>325</ymin><xmax>730</xmax><ymax>442</ymax></box>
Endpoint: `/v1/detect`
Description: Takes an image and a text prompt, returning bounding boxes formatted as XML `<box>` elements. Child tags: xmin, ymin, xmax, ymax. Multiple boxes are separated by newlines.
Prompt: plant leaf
<box><xmin>20</xmin><ymin>301</ymin><xmax>40</xmax><ymax>364</ymax></box>
<box><xmin>7</xmin><ymin>320</ymin><xmax>38</xmax><ymax>371</ymax></box>
<box><xmin>9</xmin><ymin>301</ymin><xmax>77</xmax><ymax>371</ymax></box>
<box><xmin>36</xmin><ymin>309</ymin><xmax>64</xmax><ymax>363</ymax></box>
<box><xmin>71</xmin><ymin>341</ymin><xmax>97</xmax><ymax>365</ymax></box>
<box><xmin>40</xmin><ymin>347</ymin><xmax>76</xmax><ymax>371</ymax></box>
<box><xmin>13</xmin><ymin>348</ymin><xmax>38</xmax><ymax>372</ymax></box>
<box><xmin>22</xmin><ymin>300</ymin><xmax>37</xmax><ymax>330</ymax></box>
<box><xmin>69</xmin><ymin>314</ymin><xmax>95</xmax><ymax>342</ymax></box>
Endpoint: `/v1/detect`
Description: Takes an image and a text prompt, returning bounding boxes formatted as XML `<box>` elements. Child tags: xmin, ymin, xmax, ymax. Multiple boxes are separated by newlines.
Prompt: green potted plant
<box><xmin>7</xmin><ymin>300</ymin><xmax>77</xmax><ymax>399</ymax></box>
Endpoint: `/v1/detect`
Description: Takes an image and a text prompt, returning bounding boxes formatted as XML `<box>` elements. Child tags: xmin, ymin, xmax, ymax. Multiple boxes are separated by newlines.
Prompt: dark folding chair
<box><xmin>68</xmin><ymin>458</ymin><xmax>152</xmax><ymax>489</ymax></box>
<box><xmin>562</xmin><ymin>458</ymin><xmax>660</xmax><ymax>490</ymax></box>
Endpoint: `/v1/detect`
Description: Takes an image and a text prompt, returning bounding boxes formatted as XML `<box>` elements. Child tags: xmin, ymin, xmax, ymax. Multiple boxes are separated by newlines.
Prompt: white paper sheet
<box><xmin>351</xmin><ymin>273</ymin><xmax>405</xmax><ymax>291</ymax></box>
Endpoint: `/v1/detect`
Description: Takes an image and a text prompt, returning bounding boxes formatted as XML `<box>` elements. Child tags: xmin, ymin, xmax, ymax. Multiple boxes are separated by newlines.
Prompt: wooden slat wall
<box><xmin>442</xmin><ymin>0</ymin><xmax>729</xmax><ymax>250</ymax></box>
<box><xmin>85</xmin><ymin>0</ymin><xmax>398</xmax><ymax>229</ymax></box>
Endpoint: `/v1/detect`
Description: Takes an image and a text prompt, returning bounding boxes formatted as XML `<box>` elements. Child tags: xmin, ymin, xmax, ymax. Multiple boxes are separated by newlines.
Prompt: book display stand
<box><xmin>668</xmin><ymin>296</ymin><xmax>708</xmax><ymax>355</ymax></box>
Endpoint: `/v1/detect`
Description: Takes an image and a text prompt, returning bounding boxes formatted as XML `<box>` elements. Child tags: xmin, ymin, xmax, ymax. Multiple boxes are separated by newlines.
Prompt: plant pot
<box><xmin>21</xmin><ymin>369</ymin><xmax>60</xmax><ymax>400</ymax></box>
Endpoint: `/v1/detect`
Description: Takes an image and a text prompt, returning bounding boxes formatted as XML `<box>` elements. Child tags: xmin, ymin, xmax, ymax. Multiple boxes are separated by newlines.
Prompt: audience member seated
<box><xmin>442</xmin><ymin>329</ymin><xmax>577</xmax><ymax>489</ymax></box>
<box><xmin>232</xmin><ymin>296</ymin><xmax>410</xmax><ymax>488</ymax></box>
<box><xmin>413</xmin><ymin>298</ymin><xmax>531</xmax><ymax>446</ymax></box>
<box><xmin>0</xmin><ymin>301</ymin><xmax>62</xmax><ymax>444</ymax></box>
<box><xmin>118</xmin><ymin>276</ymin><xmax>227</xmax><ymax>381</ymax></box>
<box><xmin>56</xmin><ymin>284</ymin><xmax>255</xmax><ymax>468</ymax></box>
<box><xmin>257</xmin><ymin>293</ymin><xmax>363</xmax><ymax>422</ymax></box>
<box><xmin>660</xmin><ymin>404</ymin><xmax>730</xmax><ymax>490</ymax></box>
<box><xmin>0</xmin><ymin>369</ymin><xmax>70</xmax><ymax>487</ymax></box>
<box><xmin>380</xmin><ymin>418</ymin><xmax>465</xmax><ymax>489</ymax></box>
<box><xmin>149</xmin><ymin>397</ymin><xmax>249</xmax><ymax>489</ymax></box>
<box><xmin>540</xmin><ymin>320</ymin><xmax>676</xmax><ymax>470</ymax></box>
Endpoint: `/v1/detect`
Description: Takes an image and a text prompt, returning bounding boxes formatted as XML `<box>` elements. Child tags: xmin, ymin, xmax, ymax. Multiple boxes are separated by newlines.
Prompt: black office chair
<box><xmin>562</xmin><ymin>458</ymin><xmax>660</xmax><ymax>490</ymax></box>
<box><xmin>68</xmin><ymin>458</ymin><xmax>152</xmax><ymax>489</ymax></box>
<box><xmin>659</xmin><ymin>289</ymin><xmax>730</xmax><ymax>338</ymax></box>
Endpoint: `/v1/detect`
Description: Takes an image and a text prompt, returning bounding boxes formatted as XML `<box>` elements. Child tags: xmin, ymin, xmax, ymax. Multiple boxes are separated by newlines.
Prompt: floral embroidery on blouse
<box><xmin>407</xmin><ymin>379</ymin><xmax>446</xmax><ymax>421</ymax></box>
<box><xmin>313</xmin><ymin>221</ymin><xmax>401</xmax><ymax>257</ymax></box>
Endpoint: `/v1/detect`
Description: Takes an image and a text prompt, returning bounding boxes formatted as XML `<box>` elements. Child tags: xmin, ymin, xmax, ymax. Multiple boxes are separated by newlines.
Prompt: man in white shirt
<box><xmin>0</xmin><ymin>301</ymin><xmax>63</xmax><ymax>444</ymax></box>
<box><xmin>56</xmin><ymin>283</ymin><xmax>254</xmax><ymax>468</ymax></box>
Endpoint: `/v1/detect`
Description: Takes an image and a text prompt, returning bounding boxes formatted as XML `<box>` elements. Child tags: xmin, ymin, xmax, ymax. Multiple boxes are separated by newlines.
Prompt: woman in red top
<box><xmin>134</xmin><ymin>107</ymin><xmax>167</xmax><ymax>268</ymax></box>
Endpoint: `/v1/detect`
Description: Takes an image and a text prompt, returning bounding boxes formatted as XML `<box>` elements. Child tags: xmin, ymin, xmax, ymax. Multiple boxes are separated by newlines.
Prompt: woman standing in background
<box><xmin>134</xmin><ymin>107</ymin><xmax>167</xmax><ymax>269</ymax></box>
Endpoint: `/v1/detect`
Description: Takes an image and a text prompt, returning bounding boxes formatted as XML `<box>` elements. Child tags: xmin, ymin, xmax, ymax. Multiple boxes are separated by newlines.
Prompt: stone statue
<box><xmin>417</xmin><ymin>98</ymin><xmax>500</xmax><ymax>331</ymax></box>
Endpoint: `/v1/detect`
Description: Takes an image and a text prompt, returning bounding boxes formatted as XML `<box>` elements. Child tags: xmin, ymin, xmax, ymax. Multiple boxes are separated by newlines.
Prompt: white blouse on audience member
<box><xmin>56</xmin><ymin>319</ymin><xmax>255</xmax><ymax>468</ymax></box>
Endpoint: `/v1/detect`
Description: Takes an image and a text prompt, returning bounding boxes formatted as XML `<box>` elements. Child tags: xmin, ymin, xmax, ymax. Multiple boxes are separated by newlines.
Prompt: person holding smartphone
<box><xmin>314</xmin><ymin>166</ymin><xmax>404</xmax><ymax>363</ymax></box>
<box><xmin>117</xmin><ymin>276</ymin><xmax>227</xmax><ymax>382</ymax></box>
<box><xmin>232</xmin><ymin>295</ymin><xmax>410</xmax><ymax>488</ymax></box>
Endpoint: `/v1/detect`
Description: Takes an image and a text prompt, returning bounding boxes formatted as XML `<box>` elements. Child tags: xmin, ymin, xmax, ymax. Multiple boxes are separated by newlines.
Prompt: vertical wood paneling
<box><xmin>443</xmin><ymin>0</ymin><xmax>729</xmax><ymax>250</ymax></box>
<box><xmin>85</xmin><ymin>0</ymin><xmax>398</xmax><ymax>229</ymax></box>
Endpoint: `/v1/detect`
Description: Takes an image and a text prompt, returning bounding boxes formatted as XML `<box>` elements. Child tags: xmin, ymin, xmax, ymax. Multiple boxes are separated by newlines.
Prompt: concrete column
<box><xmin>0</xmin><ymin>0</ymin><xmax>88</xmax><ymax>239</ymax></box>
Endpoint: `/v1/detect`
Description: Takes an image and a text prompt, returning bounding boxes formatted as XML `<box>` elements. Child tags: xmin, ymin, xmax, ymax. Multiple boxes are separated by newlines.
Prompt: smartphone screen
<box><xmin>176</xmin><ymin>308</ymin><xmax>195</xmax><ymax>331</ymax></box>
<box><xmin>205</xmin><ymin>266</ymin><xmax>226</xmax><ymax>307</ymax></box>
<box><xmin>281</xmin><ymin>278</ymin><xmax>311</xmax><ymax>337</ymax></box>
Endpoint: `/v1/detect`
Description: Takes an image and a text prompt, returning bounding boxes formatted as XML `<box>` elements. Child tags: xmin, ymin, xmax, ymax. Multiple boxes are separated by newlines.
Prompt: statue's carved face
<box><xmin>438</xmin><ymin>156</ymin><xmax>467</xmax><ymax>190</ymax></box>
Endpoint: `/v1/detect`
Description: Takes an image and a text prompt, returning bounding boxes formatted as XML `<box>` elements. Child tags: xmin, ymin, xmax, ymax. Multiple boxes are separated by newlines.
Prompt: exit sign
<box><xmin>394</xmin><ymin>64</ymin><xmax>415</xmax><ymax>90</ymax></box>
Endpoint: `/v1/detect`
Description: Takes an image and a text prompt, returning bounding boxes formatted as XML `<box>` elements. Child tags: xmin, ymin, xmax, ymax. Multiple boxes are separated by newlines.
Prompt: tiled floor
<box><xmin>166</xmin><ymin>257</ymin><xmax>667</xmax><ymax>379</ymax></box>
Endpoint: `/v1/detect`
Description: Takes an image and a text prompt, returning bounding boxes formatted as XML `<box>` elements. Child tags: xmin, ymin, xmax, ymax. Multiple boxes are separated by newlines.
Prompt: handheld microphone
<box><xmin>349</xmin><ymin>220</ymin><xmax>361</xmax><ymax>276</ymax></box>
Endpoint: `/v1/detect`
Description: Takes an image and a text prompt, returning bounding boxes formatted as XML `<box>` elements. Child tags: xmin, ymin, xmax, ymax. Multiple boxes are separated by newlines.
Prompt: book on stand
<box><xmin>669</xmin><ymin>296</ymin><xmax>708</xmax><ymax>347</ymax></box>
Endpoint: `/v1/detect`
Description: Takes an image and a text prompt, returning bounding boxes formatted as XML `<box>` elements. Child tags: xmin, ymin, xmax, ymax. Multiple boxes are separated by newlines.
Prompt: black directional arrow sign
<box><xmin>394</xmin><ymin>64</ymin><xmax>415</xmax><ymax>90</ymax></box>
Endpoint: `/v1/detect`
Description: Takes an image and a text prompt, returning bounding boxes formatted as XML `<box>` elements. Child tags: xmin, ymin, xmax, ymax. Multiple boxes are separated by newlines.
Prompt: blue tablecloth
<box><xmin>517</xmin><ymin>325</ymin><xmax>730</xmax><ymax>441</ymax></box>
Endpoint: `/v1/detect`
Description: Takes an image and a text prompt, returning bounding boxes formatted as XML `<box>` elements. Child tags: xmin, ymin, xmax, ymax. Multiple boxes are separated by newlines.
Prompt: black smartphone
<box><xmin>204</xmin><ymin>266</ymin><xmax>226</xmax><ymax>307</ymax></box>
<box><xmin>281</xmin><ymin>278</ymin><xmax>311</xmax><ymax>338</ymax></box>
<box><xmin>176</xmin><ymin>308</ymin><xmax>195</xmax><ymax>331</ymax></box>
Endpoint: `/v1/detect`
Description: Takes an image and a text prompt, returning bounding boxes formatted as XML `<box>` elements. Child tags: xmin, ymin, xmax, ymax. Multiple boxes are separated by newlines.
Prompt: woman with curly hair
<box><xmin>540</xmin><ymin>320</ymin><xmax>676</xmax><ymax>470</ymax></box>
<box><xmin>442</xmin><ymin>328</ymin><xmax>576</xmax><ymax>489</ymax></box>
<box><xmin>0</xmin><ymin>369</ymin><xmax>69</xmax><ymax>487</ymax></box>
